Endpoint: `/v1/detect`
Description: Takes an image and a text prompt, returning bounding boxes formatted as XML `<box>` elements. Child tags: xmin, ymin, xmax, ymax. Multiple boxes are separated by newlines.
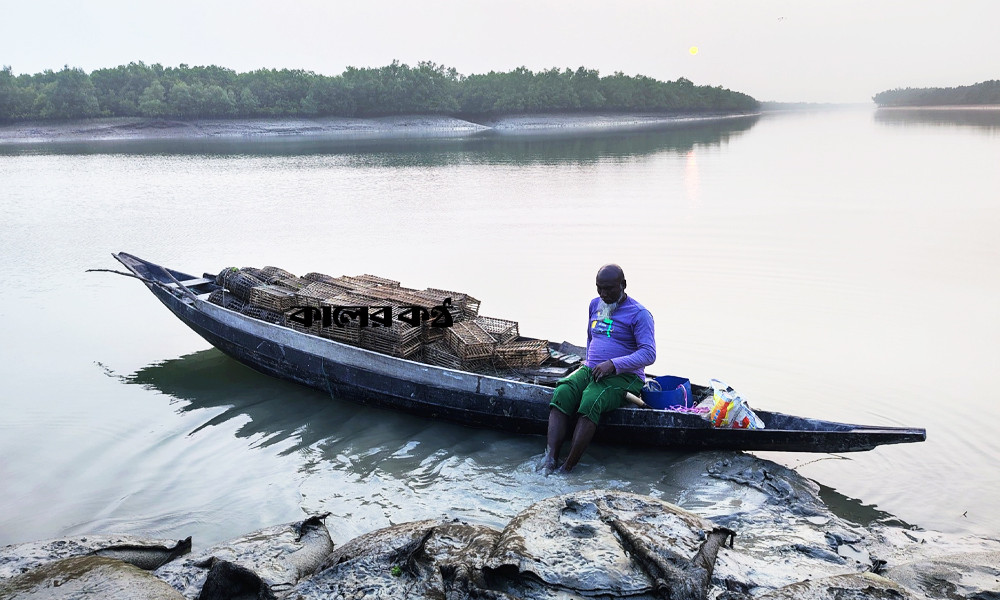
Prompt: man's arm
<box><xmin>610</xmin><ymin>310</ymin><xmax>656</xmax><ymax>373</ymax></box>
<box><xmin>585</xmin><ymin>298</ymin><xmax>595</xmax><ymax>360</ymax></box>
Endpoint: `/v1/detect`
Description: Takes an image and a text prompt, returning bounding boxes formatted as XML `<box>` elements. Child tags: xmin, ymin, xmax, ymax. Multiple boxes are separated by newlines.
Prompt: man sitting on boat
<box><xmin>541</xmin><ymin>264</ymin><xmax>656</xmax><ymax>473</ymax></box>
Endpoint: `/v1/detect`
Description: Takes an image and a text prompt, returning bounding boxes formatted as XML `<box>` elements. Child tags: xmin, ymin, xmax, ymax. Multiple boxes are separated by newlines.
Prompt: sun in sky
<box><xmin>689</xmin><ymin>46</ymin><xmax>699</xmax><ymax>56</ymax></box>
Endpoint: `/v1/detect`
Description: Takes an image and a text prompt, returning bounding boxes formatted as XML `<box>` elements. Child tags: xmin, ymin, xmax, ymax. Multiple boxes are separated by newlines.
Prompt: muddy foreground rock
<box><xmin>2</xmin><ymin>455</ymin><xmax>998</xmax><ymax>599</ymax></box>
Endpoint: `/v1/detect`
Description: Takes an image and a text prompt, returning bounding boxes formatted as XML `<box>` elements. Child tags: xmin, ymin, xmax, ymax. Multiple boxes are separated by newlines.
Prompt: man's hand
<box><xmin>591</xmin><ymin>360</ymin><xmax>616</xmax><ymax>382</ymax></box>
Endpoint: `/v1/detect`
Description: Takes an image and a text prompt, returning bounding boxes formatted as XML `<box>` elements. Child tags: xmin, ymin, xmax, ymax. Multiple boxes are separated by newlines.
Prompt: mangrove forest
<box><xmin>873</xmin><ymin>80</ymin><xmax>1000</xmax><ymax>107</ymax></box>
<box><xmin>0</xmin><ymin>61</ymin><xmax>759</xmax><ymax>122</ymax></box>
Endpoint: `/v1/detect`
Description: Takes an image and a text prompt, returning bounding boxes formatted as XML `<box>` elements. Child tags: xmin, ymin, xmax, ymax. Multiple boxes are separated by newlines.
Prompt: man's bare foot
<box><xmin>538</xmin><ymin>455</ymin><xmax>557</xmax><ymax>474</ymax></box>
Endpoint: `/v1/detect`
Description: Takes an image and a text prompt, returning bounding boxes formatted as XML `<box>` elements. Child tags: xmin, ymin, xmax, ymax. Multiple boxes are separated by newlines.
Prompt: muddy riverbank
<box><xmin>0</xmin><ymin>112</ymin><xmax>760</xmax><ymax>145</ymax></box>
<box><xmin>3</xmin><ymin>454</ymin><xmax>998</xmax><ymax>599</ymax></box>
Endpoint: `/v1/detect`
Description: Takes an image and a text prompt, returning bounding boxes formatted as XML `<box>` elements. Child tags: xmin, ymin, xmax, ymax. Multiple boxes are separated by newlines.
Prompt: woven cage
<box><xmin>420</xmin><ymin>324</ymin><xmax>447</xmax><ymax>343</ymax></box>
<box><xmin>422</xmin><ymin>341</ymin><xmax>460</xmax><ymax>369</ymax></box>
<box><xmin>411</xmin><ymin>290</ymin><xmax>465</xmax><ymax>324</ymax></box>
<box><xmin>259</xmin><ymin>266</ymin><xmax>296</xmax><ymax>283</ymax></box>
<box><xmin>295</xmin><ymin>281</ymin><xmax>348</xmax><ymax>308</ymax></box>
<box><xmin>302</xmin><ymin>272</ymin><xmax>339</xmax><ymax>285</ymax></box>
<box><xmin>248</xmin><ymin>284</ymin><xmax>296</xmax><ymax>312</ymax></box>
<box><xmin>215</xmin><ymin>267</ymin><xmax>241</xmax><ymax>286</ymax></box>
<box><xmin>282</xmin><ymin>308</ymin><xmax>321</xmax><ymax>336</ymax></box>
<box><xmin>208</xmin><ymin>289</ymin><xmax>246</xmax><ymax>312</ymax></box>
<box><xmin>274</xmin><ymin>277</ymin><xmax>309</xmax><ymax>291</ymax></box>
<box><xmin>240</xmin><ymin>305</ymin><xmax>283</xmax><ymax>325</ymax></box>
<box><xmin>473</xmin><ymin>315</ymin><xmax>519</xmax><ymax>344</ymax></box>
<box><xmin>361</xmin><ymin>330</ymin><xmax>422</xmax><ymax>358</ymax></box>
<box><xmin>240</xmin><ymin>266</ymin><xmax>267</xmax><ymax>281</ymax></box>
<box><xmin>314</xmin><ymin>293</ymin><xmax>370</xmax><ymax>345</ymax></box>
<box><xmin>351</xmin><ymin>286</ymin><xmax>427</xmax><ymax>306</ymax></box>
<box><xmin>352</xmin><ymin>274</ymin><xmax>401</xmax><ymax>287</ymax></box>
<box><xmin>224</xmin><ymin>271</ymin><xmax>266</xmax><ymax>302</ymax></box>
<box><xmin>421</xmin><ymin>341</ymin><xmax>486</xmax><ymax>371</ymax></box>
<box><xmin>352</xmin><ymin>288</ymin><xmax>464</xmax><ymax>333</ymax></box>
<box><xmin>424</xmin><ymin>288</ymin><xmax>481</xmax><ymax>319</ymax></box>
<box><xmin>445</xmin><ymin>321</ymin><xmax>497</xmax><ymax>360</ymax></box>
<box><xmin>363</xmin><ymin>310</ymin><xmax>422</xmax><ymax>343</ymax></box>
<box><xmin>493</xmin><ymin>339</ymin><xmax>550</xmax><ymax>368</ymax></box>
<box><xmin>318</xmin><ymin>322</ymin><xmax>362</xmax><ymax>345</ymax></box>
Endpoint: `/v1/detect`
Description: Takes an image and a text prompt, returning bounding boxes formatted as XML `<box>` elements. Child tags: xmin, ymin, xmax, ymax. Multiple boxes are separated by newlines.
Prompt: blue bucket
<box><xmin>641</xmin><ymin>375</ymin><xmax>693</xmax><ymax>409</ymax></box>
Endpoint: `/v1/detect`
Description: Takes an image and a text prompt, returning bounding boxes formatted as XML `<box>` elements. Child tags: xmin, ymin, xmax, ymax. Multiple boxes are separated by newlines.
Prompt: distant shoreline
<box><xmin>875</xmin><ymin>104</ymin><xmax>1000</xmax><ymax>111</ymax></box>
<box><xmin>0</xmin><ymin>111</ymin><xmax>760</xmax><ymax>145</ymax></box>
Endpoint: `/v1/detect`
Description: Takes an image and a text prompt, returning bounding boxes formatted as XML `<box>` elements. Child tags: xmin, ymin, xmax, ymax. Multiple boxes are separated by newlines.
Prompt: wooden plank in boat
<box><xmin>165</xmin><ymin>277</ymin><xmax>213</xmax><ymax>288</ymax></box>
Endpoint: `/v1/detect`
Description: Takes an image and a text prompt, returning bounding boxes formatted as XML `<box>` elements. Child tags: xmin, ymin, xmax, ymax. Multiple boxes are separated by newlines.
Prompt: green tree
<box><xmin>0</xmin><ymin>66</ymin><xmax>19</xmax><ymax>120</ymax></box>
<box><xmin>190</xmin><ymin>83</ymin><xmax>235</xmax><ymax>117</ymax></box>
<box><xmin>240</xmin><ymin>68</ymin><xmax>312</xmax><ymax>115</ymax></box>
<box><xmin>301</xmin><ymin>77</ymin><xmax>355</xmax><ymax>116</ymax></box>
<box><xmin>571</xmin><ymin>67</ymin><xmax>605</xmax><ymax>109</ymax></box>
<box><xmin>167</xmin><ymin>81</ymin><xmax>196</xmax><ymax>116</ymax></box>
<box><xmin>33</xmin><ymin>67</ymin><xmax>100</xmax><ymax>118</ymax></box>
<box><xmin>138</xmin><ymin>80</ymin><xmax>168</xmax><ymax>116</ymax></box>
<box><xmin>236</xmin><ymin>87</ymin><xmax>260</xmax><ymax>116</ymax></box>
<box><xmin>91</xmin><ymin>62</ymin><xmax>158</xmax><ymax>116</ymax></box>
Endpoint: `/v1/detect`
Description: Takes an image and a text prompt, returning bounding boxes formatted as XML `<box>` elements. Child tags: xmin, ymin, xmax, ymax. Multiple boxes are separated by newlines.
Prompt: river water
<box><xmin>1</xmin><ymin>108</ymin><xmax>998</xmax><ymax>548</ymax></box>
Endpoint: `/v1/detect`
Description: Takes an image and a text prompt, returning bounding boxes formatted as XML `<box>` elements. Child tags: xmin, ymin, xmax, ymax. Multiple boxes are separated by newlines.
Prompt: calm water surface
<box><xmin>1</xmin><ymin>108</ymin><xmax>998</xmax><ymax>547</ymax></box>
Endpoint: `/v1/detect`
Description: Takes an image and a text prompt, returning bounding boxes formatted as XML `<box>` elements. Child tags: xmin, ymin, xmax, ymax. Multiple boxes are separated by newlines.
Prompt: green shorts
<box><xmin>549</xmin><ymin>365</ymin><xmax>644</xmax><ymax>425</ymax></box>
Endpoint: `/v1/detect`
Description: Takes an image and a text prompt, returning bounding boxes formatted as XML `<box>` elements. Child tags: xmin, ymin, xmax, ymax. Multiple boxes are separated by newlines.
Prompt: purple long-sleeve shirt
<box><xmin>585</xmin><ymin>295</ymin><xmax>656</xmax><ymax>380</ymax></box>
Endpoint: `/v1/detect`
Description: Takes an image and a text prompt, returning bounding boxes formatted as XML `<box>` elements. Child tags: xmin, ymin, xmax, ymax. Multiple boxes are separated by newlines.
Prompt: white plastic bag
<box><xmin>708</xmin><ymin>379</ymin><xmax>765</xmax><ymax>429</ymax></box>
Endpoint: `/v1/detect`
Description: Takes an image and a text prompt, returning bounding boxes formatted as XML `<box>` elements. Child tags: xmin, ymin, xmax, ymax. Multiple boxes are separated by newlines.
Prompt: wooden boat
<box><xmin>109</xmin><ymin>252</ymin><xmax>926</xmax><ymax>453</ymax></box>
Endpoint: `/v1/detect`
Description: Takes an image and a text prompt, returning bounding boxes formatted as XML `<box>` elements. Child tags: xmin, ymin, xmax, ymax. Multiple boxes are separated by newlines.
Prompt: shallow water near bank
<box><xmin>0</xmin><ymin>108</ymin><xmax>998</xmax><ymax>549</ymax></box>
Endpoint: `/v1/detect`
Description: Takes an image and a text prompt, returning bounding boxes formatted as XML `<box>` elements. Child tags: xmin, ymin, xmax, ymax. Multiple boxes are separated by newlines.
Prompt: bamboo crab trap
<box><xmin>274</xmin><ymin>277</ymin><xmax>309</xmax><ymax>291</ymax></box>
<box><xmin>215</xmin><ymin>267</ymin><xmax>241</xmax><ymax>287</ymax></box>
<box><xmin>225</xmin><ymin>271</ymin><xmax>266</xmax><ymax>302</ymax></box>
<box><xmin>214</xmin><ymin>264</ymin><xmax>552</xmax><ymax>372</ymax></box>
<box><xmin>207</xmin><ymin>289</ymin><xmax>246</xmax><ymax>312</ymax></box>
<box><xmin>361</xmin><ymin>325</ymin><xmax>422</xmax><ymax>358</ymax></box>
<box><xmin>422</xmin><ymin>341</ymin><xmax>486</xmax><ymax>371</ymax></box>
<box><xmin>259</xmin><ymin>266</ymin><xmax>296</xmax><ymax>284</ymax></box>
<box><xmin>241</xmin><ymin>305</ymin><xmax>283</xmax><ymax>325</ymax></box>
<box><xmin>294</xmin><ymin>282</ymin><xmax>347</xmax><ymax>308</ymax></box>
<box><xmin>248</xmin><ymin>284</ymin><xmax>296</xmax><ymax>312</ymax></box>
<box><xmin>492</xmin><ymin>339</ymin><xmax>550</xmax><ymax>368</ymax></box>
<box><xmin>445</xmin><ymin>321</ymin><xmax>497</xmax><ymax>361</ymax></box>
<box><xmin>473</xmin><ymin>315</ymin><xmax>519</xmax><ymax>344</ymax></box>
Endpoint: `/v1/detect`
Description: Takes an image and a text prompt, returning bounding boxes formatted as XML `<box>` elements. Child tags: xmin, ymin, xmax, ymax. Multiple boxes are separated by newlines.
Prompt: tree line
<box><xmin>0</xmin><ymin>61</ymin><xmax>758</xmax><ymax>122</ymax></box>
<box><xmin>873</xmin><ymin>80</ymin><xmax>1000</xmax><ymax>107</ymax></box>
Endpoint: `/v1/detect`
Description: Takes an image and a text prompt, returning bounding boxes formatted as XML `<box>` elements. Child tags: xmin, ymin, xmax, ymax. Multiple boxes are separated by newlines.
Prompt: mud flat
<box><xmin>478</xmin><ymin>111</ymin><xmax>759</xmax><ymax>135</ymax></box>
<box><xmin>2</xmin><ymin>454</ymin><xmax>998</xmax><ymax>599</ymax></box>
<box><xmin>0</xmin><ymin>112</ymin><xmax>759</xmax><ymax>145</ymax></box>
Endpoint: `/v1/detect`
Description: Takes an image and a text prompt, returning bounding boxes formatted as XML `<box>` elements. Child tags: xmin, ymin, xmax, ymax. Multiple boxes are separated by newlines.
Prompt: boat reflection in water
<box><xmin>126</xmin><ymin>348</ymin><xmax>914</xmax><ymax>532</ymax></box>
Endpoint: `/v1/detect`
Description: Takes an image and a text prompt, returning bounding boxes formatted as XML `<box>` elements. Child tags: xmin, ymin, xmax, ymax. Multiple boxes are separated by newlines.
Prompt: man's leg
<box><xmin>541</xmin><ymin>366</ymin><xmax>591</xmax><ymax>472</ymax></box>
<box><xmin>558</xmin><ymin>415</ymin><xmax>598</xmax><ymax>473</ymax></box>
<box><xmin>541</xmin><ymin>408</ymin><xmax>571</xmax><ymax>473</ymax></box>
<box><xmin>557</xmin><ymin>373</ymin><xmax>643</xmax><ymax>473</ymax></box>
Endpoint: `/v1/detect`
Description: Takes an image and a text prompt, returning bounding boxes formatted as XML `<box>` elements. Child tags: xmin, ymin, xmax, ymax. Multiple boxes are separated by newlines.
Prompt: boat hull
<box><xmin>117</xmin><ymin>253</ymin><xmax>926</xmax><ymax>453</ymax></box>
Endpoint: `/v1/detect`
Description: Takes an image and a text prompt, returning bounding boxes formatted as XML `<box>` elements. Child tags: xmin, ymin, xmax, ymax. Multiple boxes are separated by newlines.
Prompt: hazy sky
<box><xmin>2</xmin><ymin>0</ymin><xmax>997</xmax><ymax>103</ymax></box>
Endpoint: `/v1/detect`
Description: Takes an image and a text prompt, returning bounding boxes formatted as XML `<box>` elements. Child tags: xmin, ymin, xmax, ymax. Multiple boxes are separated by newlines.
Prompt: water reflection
<box><xmin>127</xmin><ymin>349</ymin><xmax>433</xmax><ymax>457</ymax></box>
<box><xmin>0</xmin><ymin>116</ymin><xmax>759</xmax><ymax>164</ymax></box>
<box><xmin>125</xmin><ymin>349</ymin><xmax>544</xmax><ymax>478</ymax></box>
<box><xmin>874</xmin><ymin>107</ymin><xmax>1000</xmax><ymax>132</ymax></box>
<box><xmin>126</xmin><ymin>348</ymin><xmax>913</xmax><ymax>530</ymax></box>
<box><xmin>816</xmin><ymin>484</ymin><xmax>914</xmax><ymax>529</ymax></box>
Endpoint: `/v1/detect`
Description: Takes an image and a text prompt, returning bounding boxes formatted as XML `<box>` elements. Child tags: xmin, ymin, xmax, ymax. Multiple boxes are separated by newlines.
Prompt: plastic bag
<box><xmin>708</xmin><ymin>379</ymin><xmax>765</xmax><ymax>429</ymax></box>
